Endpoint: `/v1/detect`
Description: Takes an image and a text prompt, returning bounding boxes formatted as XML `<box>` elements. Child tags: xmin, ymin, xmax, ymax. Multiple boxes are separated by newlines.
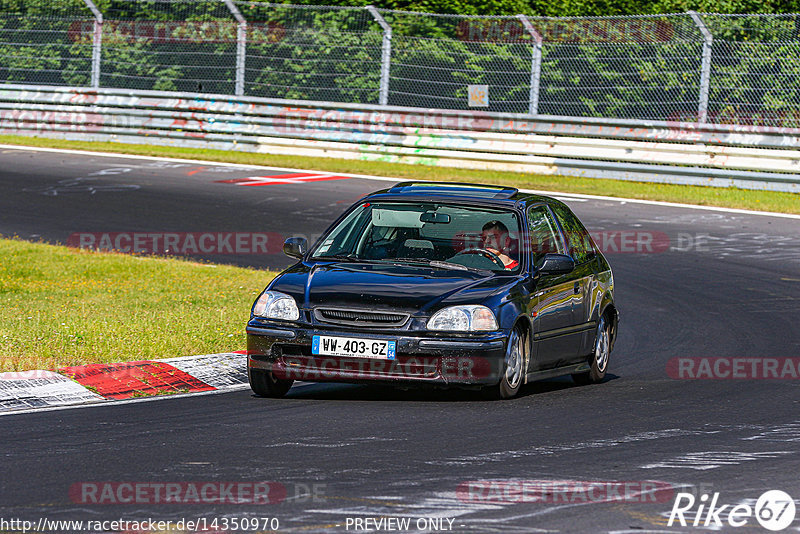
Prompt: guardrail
<box><xmin>1</xmin><ymin>84</ymin><xmax>798</xmax><ymax>192</ymax></box>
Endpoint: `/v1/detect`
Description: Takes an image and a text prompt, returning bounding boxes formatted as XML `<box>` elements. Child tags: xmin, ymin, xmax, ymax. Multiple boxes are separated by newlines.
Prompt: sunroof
<box><xmin>388</xmin><ymin>182</ymin><xmax>518</xmax><ymax>199</ymax></box>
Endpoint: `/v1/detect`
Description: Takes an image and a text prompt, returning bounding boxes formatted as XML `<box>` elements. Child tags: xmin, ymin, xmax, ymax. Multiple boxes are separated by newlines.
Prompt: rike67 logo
<box><xmin>668</xmin><ymin>490</ymin><xmax>797</xmax><ymax>531</ymax></box>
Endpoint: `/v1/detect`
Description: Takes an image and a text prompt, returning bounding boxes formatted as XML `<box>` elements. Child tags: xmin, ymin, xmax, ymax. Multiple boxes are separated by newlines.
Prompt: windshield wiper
<box><xmin>312</xmin><ymin>254</ymin><xmax>360</xmax><ymax>262</ymax></box>
<box><xmin>428</xmin><ymin>260</ymin><xmax>468</xmax><ymax>271</ymax></box>
<box><xmin>377</xmin><ymin>258</ymin><xmax>489</xmax><ymax>274</ymax></box>
<box><xmin>430</xmin><ymin>260</ymin><xmax>491</xmax><ymax>274</ymax></box>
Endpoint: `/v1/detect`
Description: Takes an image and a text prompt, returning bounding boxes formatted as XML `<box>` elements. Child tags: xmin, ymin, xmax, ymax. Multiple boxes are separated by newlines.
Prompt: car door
<box><xmin>549</xmin><ymin>202</ymin><xmax>600</xmax><ymax>363</ymax></box>
<box><xmin>527</xmin><ymin>204</ymin><xmax>582</xmax><ymax>370</ymax></box>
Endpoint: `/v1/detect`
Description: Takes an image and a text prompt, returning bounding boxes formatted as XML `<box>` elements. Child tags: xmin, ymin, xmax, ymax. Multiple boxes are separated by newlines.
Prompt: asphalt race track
<box><xmin>2</xmin><ymin>146</ymin><xmax>800</xmax><ymax>533</ymax></box>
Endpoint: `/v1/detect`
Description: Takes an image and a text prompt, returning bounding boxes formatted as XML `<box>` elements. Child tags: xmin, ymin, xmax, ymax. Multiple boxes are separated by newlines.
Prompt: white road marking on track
<box><xmin>552</xmin><ymin>196</ymin><xmax>588</xmax><ymax>202</ymax></box>
<box><xmin>640</xmin><ymin>450</ymin><xmax>793</xmax><ymax>470</ymax></box>
<box><xmin>2</xmin><ymin>144</ymin><xmax>798</xmax><ymax>220</ymax></box>
<box><xmin>264</xmin><ymin>436</ymin><xmax>404</xmax><ymax>448</ymax></box>
<box><xmin>742</xmin><ymin>422</ymin><xmax>800</xmax><ymax>442</ymax></box>
<box><xmin>426</xmin><ymin>428</ymin><xmax>719</xmax><ymax>466</ymax></box>
<box><xmin>231</xmin><ymin>174</ymin><xmax>345</xmax><ymax>186</ymax></box>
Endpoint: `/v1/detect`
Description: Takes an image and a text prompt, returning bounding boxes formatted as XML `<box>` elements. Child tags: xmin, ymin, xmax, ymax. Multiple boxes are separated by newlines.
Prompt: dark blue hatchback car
<box><xmin>247</xmin><ymin>182</ymin><xmax>618</xmax><ymax>399</ymax></box>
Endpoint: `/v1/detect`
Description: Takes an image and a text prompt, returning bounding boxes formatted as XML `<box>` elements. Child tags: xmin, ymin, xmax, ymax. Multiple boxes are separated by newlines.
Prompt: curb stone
<box><xmin>0</xmin><ymin>351</ymin><xmax>249</xmax><ymax>413</ymax></box>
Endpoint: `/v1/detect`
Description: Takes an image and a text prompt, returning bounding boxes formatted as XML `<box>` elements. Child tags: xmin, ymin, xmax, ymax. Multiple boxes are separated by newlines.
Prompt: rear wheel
<box><xmin>483</xmin><ymin>326</ymin><xmax>525</xmax><ymax>400</ymax></box>
<box><xmin>572</xmin><ymin>314</ymin><xmax>611</xmax><ymax>386</ymax></box>
<box><xmin>248</xmin><ymin>367</ymin><xmax>293</xmax><ymax>398</ymax></box>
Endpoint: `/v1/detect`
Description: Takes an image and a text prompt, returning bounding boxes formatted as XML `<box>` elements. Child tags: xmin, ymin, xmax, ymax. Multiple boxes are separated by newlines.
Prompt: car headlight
<box><xmin>252</xmin><ymin>291</ymin><xmax>300</xmax><ymax>321</ymax></box>
<box><xmin>427</xmin><ymin>305</ymin><xmax>498</xmax><ymax>332</ymax></box>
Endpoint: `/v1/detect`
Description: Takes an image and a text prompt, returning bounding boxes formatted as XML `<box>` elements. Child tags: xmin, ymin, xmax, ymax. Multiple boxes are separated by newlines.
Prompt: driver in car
<box><xmin>480</xmin><ymin>220</ymin><xmax>519</xmax><ymax>270</ymax></box>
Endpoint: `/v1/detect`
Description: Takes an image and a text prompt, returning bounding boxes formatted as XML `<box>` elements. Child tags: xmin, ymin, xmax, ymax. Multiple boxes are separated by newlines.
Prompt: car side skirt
<box><xmin>525</xmin><ymin>362</ymin><xmax>591</xmax><ymax>383</ymax></box>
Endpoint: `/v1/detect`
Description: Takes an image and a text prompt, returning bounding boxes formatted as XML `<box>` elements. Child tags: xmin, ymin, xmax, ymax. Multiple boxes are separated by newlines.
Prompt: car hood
<box><xmin>269</xmin><ymin>261</ymin><xmax>516</xmax><ymax>314</ymax></box>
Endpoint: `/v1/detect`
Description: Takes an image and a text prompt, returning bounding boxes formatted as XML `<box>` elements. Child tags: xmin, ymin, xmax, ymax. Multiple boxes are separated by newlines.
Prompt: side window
<box><xmin>527</xmin><ymin>205</ymin><xmax>564</xmax><ymax>266</ymax></box>
<box><xmin>550</xmin><ymin>203</ymin><xmax>595</xmax><ymax>264</ymax></box>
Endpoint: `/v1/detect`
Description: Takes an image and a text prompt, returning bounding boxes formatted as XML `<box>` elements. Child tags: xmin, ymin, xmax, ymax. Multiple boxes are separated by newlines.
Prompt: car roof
<box><xmin>364</xmin><ymin>181</ymin><xmax>558</xmax><ymax>207</ymax></box>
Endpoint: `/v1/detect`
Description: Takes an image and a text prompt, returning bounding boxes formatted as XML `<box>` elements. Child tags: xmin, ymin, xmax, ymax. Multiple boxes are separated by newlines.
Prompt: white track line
<box><xmin>2</xmin><ymin>144</ymin><xmax>798</xmax><ymax>220</ymax></box>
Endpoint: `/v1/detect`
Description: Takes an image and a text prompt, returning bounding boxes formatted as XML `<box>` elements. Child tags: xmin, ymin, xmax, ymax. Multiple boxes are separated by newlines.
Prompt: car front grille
<box><xmin>314</xmin><ymin>307</ymin><xmax>410</xmax><ymax>328</ymax></box>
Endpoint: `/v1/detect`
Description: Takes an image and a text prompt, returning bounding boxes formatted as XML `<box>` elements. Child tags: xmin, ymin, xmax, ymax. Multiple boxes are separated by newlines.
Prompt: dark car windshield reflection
<box><xmin>311</xmin><ymin>201</ymin><xmax>522</xmax><ymax>273</ymax></box>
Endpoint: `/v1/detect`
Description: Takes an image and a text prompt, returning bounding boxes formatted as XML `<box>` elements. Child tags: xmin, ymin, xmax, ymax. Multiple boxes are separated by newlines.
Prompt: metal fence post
<box><xmin>82</xmin><ymin>0</ymin><xmax>102</xmax><ymax>89</ymax></box>
<box><xmin>367</xmin><ymin>6</ymin><xmax>392</xmax><ymax>106</ymax></box>
<box><xmin>689</xmin><ymin>11</ymin><xmax>713</xmax><ymax>123</ymax></box>
<box><xmin>223</xmin><ymin>0</ymin><xmax>247</xmax><ymax>96</ymax></box>
<box><xmin>517</xmin><ymin>15</ymin><xmax>543</xmax><ymax>116</ymax></box>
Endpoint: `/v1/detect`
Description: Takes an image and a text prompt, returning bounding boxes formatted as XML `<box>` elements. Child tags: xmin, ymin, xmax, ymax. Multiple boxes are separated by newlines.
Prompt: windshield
<box><xmin>311</xmin><ymin>201</ymin><xmax>522</xmax><ymax>273</ymax></box>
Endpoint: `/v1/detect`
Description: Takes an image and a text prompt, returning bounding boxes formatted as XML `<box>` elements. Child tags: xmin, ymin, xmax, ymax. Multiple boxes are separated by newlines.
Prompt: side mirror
<box><xmin>283</xmin><ymin>237</ymin><xmax>308</xmax><ymax>260</ymax></box>
<box><xmin>537</xmin><ymin>253</ymin><xmax>575</xmax><ymax>275</ymax></box>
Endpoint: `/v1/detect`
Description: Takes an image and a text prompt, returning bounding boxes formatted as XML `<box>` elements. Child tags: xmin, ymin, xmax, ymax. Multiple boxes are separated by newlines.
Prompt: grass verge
<box><xmin>1</xmin><ymin>134</ymin><xmax>798</xmax><ymax>214</ymax></box>
<box><xmin>0</xmin><ymin>237</ymin><xmax>276</xmax><ymax>372</ymax></box>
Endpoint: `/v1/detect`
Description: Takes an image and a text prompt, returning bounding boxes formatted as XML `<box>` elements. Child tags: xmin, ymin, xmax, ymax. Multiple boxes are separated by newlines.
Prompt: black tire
<box><xmin>248</xmin><ymin>367</ymin><xmax>293</xmax><ymax>398</ymax></box>
<box><xmin>572</xmin><ymin>314</ymin><xmax>611</xmax><ymax>386</ymax></box>
<box><xmin>483</xmin><ymin>326</ymin><xmax>526</xmax><ymax>400</ymax></box>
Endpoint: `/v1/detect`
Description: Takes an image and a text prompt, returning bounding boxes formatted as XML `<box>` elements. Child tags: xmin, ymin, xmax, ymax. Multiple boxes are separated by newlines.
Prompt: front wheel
<box><xmin>572</xmin><ymin>314</ymin><xmax>611</xmax><ymax>386</ymax></box>
<box><xmin>248</xmin><ymin>367</ymin><xmax>293</xmax><ymax>398</ymax></box>
<box><xmin>483</xmin><ymin>327</ymin><xmax>525</xmax><ymax>400</ymax></box>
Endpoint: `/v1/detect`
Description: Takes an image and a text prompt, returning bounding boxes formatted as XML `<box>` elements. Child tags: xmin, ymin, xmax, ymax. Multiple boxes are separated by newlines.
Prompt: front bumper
<box><xmin>246</xmin><ymin>322</ymin><xmax>508</xmax><ymax>387</ymax></box>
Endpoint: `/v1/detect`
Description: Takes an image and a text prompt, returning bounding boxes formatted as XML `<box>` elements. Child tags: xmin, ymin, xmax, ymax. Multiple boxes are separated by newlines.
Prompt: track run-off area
<box><xmin>1</xmin><ymin>145</ymin><xmax>800</xmax><ymax>533</ymax></box>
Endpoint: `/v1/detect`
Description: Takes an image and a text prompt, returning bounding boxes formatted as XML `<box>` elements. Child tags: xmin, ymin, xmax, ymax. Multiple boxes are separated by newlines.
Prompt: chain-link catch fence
<box><xmin>1</xmin><ymin>0</ymin><xmax>798</xmax><ymax>127</ymax></box>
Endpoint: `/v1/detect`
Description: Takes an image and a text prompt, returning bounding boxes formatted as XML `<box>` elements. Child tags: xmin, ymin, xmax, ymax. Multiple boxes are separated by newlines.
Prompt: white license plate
<box><xmin>312</xmin><ymin>335</ymin><xmax>396</xmax><ymax>360</ymax></box>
